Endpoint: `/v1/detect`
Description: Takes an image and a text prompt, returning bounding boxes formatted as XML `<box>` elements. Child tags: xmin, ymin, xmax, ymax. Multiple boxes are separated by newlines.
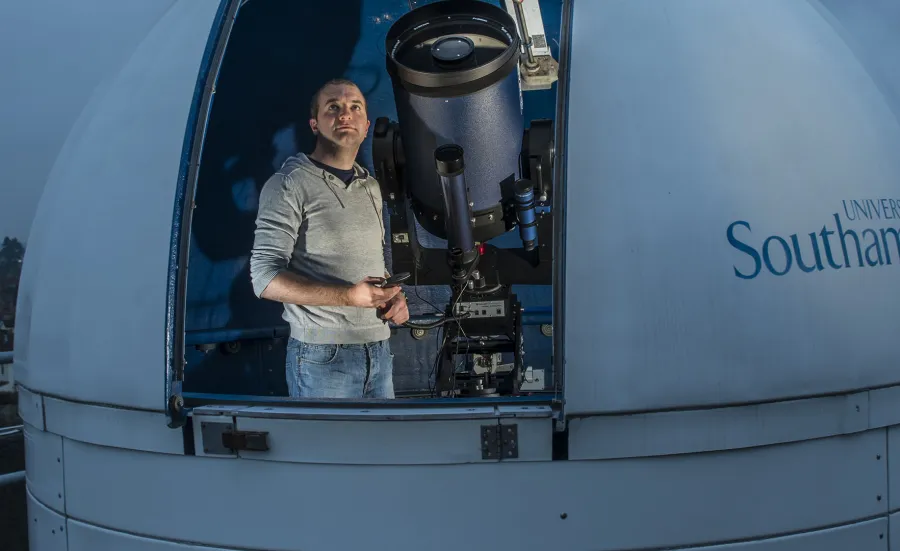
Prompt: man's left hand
<box><xmin>380</xmin><ymin>292</ymin><xmax>410</xmax><ymax>325</ymax></box>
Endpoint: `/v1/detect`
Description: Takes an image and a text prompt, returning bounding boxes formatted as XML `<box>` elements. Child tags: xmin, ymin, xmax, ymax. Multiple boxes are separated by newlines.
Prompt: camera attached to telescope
<box><xmin>373</xmin><ymin>0</ymin><xmax>555</xmax><ymax>399</ymax></box>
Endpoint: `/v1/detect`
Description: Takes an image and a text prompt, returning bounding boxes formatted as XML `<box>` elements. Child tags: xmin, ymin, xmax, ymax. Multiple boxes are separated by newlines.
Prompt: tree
<box><xmin>0</xmin><ymin>237</ymin><xmax>25</xmax><ymax>267</ymax></box>
<box><xmin>0</xmin><ymin>237</ymin><xmax>25</xmax><ymax>335</ymax></box>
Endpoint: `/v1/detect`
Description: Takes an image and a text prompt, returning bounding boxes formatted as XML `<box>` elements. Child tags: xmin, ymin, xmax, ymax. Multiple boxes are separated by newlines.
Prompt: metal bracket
<box><xmin>199</xmin><ymin>421</ymin><xmax>235</xmax><ymax>456</ymax></box>
<box><xmin>481</xmin><ymin>423</ymin><xmax>519</xmax><ymax>460</ymax></box>
<box><xmin>222</xmin><ymin>429</ymin><xmax>270</xmax><ymax>452</ymax></box>
<box><xmin>503</xmin><ymin>0</ymin><xmax>559</xmax><ymax>91</ymax></box>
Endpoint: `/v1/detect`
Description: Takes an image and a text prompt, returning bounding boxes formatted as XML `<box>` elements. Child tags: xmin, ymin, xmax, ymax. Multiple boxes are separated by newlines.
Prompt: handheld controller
<box><xmin>376</xmin><ymin>272</ymin><xmax>411</xmax><ymax>288</ymax></box>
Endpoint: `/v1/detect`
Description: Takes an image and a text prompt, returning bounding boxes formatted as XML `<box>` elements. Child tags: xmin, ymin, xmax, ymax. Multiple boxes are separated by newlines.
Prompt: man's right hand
<box><xmin>345</xmin><ymin>277</ymin><xmax>401</xmax><ymax>308</ymax></box>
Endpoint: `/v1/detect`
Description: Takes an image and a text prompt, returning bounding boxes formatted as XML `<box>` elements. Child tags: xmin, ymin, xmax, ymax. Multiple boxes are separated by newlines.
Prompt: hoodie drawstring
<box><xmin>318</xmin><ymin>166</ymin><xmax>383</xmax><ymax>241</ymax></box>
<box><xmin>322</xmin><ymin>176</ymin><xmax>346</xmax><ymax>208</ymax></box>
<box><xmin>362</xmin><ymin>182</ymin><xmax>386</xmax><ymax>243</ymax></box>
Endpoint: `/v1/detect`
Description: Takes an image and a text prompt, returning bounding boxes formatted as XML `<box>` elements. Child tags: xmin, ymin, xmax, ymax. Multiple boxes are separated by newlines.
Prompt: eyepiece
<box><xmin>434</xmin><ymin>144</ymin><xmax>465</xmax><ymax>176</ymax></box>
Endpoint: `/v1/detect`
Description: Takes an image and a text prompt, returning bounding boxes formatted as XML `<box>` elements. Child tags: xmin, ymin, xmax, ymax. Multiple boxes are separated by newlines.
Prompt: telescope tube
<box><xmin>514</xmin><ymin>180</ymin><xmax>538</xmax><ymax>251</ymax></box>
<box><xmin>435</xmin><ymin>144</ymin><xmax>476</xmax><ymax>260</ymax></box>
<box><xmin>384</xmin><ymin>0</ymin><xmax>524</xmax><ymax>242</ymax></box>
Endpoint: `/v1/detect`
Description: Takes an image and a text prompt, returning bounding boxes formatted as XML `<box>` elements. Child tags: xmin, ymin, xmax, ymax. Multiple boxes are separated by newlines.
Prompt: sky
<box><xmin>0</xmin><ymin>1</ymin><xmax>178</xmax><ymax>242</ymax></box>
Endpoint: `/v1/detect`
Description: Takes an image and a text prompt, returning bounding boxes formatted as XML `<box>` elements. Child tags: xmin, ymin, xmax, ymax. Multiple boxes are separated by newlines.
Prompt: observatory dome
<box><xmin>6</xmin><ymin>0</ymin><xmax>900</xmax><ymax>549</ymax></box>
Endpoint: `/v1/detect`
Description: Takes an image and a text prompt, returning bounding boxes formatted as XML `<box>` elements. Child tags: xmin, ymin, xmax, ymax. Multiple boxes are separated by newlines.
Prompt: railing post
<box><xmin>0</xmin><ymin>351</ymin><xmax>14</xmax><ymax>391</ymax></box>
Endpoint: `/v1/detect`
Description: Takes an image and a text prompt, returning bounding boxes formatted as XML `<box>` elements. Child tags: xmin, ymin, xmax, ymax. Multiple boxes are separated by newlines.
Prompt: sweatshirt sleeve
<box><xmin>249</xmin><ymin>173</ymin><xmax>302</xmax><ymax>298</ymax></box>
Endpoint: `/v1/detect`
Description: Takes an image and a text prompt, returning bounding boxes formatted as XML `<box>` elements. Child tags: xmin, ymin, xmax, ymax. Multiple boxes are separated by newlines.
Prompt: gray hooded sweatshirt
<box><xmin>249</xmin><ymin>152</ymin><xmax>390</xmax><ymax>344</ymax></box>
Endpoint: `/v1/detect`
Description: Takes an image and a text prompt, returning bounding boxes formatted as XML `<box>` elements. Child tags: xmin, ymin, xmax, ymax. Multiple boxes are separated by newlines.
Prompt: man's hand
<box><xmin>345</xmin><ymin>277</ymin><xmax>401</xmax><ymax>308</ymax></box>
<box><xmin>379</xmin><ymin>291</ymin><xmax>410</xmax><ymax>325</ymax></box>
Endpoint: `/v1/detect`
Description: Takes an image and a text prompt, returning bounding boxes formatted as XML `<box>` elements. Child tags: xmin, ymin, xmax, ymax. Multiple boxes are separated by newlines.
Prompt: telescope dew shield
<box><xmin>435</xmin><ymin>144</ymin><xmax>477</xmax><ymax>273</ymax></box>
<box><xmin>385</xmin><ymin>0</ymin><xmax>524</xmax><ymax>243</ymax></box>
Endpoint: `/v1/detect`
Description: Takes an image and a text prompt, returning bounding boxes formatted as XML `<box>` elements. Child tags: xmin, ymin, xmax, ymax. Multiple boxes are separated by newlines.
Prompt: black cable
<box><xmin>428</xmin><ymin>326</ymin><xmax>450</xmax><ymax>397</ymax></box>
<box><xmin>402</xmin><ymin>313</ymin><xmax>470</xmax><ymax>331</ymax></box>
<box><xmin>411</xmin><ymin>261</ymin><xmax>444</xmax><ymax>316</ymax></box>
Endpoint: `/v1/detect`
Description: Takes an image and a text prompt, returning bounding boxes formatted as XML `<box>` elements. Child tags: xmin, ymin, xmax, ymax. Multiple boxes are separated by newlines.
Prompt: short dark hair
<box><xmin>310</xmin><ymin>78</ymin><xmax>366</xmax><ymax>119</ymax></box>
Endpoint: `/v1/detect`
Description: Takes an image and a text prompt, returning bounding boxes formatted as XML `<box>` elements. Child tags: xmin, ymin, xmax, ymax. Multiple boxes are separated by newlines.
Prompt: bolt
<box><xmin>389</xmin><ymin>193</ymin><xmax>395</xmax><ymax>200</ymax></box>
<box><xmin>488</xmin><ymin>214</ymin><xmax>494</xmax><ymax>221</ymax></box>
<box><xmin>560</xmin><ymin>513</ymin><xmax>567</xmax><ymax>519</ymax></box>
<box><xmin>433</xmin><ymin>214</ymin><xmax>438</xmax><ymax>221</ymax></box>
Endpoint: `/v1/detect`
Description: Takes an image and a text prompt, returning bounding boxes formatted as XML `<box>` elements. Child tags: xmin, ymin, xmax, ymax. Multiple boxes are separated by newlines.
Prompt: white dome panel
<box><xmin>13</xmin><ymin>0</ymin><xmax>223</xmax><ymax>410</ymax></box>
<box><xmin>562</xmin><ymin>0</ymin><xmax>900</xmax><ymax>414</ymax></box>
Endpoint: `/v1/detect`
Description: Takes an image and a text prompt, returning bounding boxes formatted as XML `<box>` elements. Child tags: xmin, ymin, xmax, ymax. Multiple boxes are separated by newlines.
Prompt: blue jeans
<box><xmin>285</xmin><ymin>337</ymin><xmax>395</xmax><ymax>399</ymax></box>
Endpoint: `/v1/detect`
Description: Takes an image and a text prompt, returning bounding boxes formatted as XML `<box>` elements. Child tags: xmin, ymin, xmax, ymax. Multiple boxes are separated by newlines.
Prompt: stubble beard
<box><xmin>318</xmin><ymin>130</ymin><xmax>362</xmax><ymax>155</ymax></box>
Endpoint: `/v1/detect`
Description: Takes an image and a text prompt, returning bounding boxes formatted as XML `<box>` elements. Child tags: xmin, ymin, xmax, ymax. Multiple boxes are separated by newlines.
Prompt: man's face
<box><xmin>310</xmin><ymin>84</ymin><xmax>370</xmax><ymax>149</ymax></box>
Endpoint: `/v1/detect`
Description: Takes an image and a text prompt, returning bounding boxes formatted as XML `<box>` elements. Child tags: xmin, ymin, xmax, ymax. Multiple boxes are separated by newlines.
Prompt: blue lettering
<box><xmin>763</xmin><ymin>236</ymin><xmax>792</xmax><ymax>276</ymax></box>
<box><xmin>852</xmin><ymin>200</ymin><xmax>869</xmax><ymax>220</ymax></box>
<box><xmin>727</xmin><ymin>221</ymin><xmax>761</xmax><ymax>279</ymax></box>
<box><xmin>862</xmin><ymin>229</ymin><xmax>884</xmax><ymax>266</ymax></box>
<box><xmin>868</xmin><ymin>199</ymin><xmax>882</xmax><ymax>220</ymax></box>
<box><xmin>819</xmin><ymin>225</ymin><xmax>842</xmax><ymax>269</ymax></box>
<box><xmin>728</xmin><ymin>209</ymin><xmax>900</xmax><ymax>279</ymax></box>
<box><xmin>842</xmin><ymin>200</ymin><xmax>855</xmax><ymax>220</ymax></box>
<box><xmin>881</xmin><ymin>227</ymin><xmax>900</xmax><ymax>265</ymax></box>
<box><xmin>790</xmin><ymin>232</ymin><xmax>823</xmax><ymax>273</ymax></box>
<box><xmin>834</xmin><ymin>213</ymin><xmax>864</xmax><ymax>268</ymax></box>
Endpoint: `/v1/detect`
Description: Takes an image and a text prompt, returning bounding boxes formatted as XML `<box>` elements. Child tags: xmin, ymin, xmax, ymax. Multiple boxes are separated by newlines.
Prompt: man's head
<box><xmin>309</xmin><ymin>78</ymin><xmax>370</xmax><ymax>152</ymax></box>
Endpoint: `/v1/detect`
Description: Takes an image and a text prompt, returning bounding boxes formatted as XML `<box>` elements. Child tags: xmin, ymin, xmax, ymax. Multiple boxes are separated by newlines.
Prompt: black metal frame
<box><xmin>433</xmin><ymin>290</ymin><xmax>524</xmax><ymax>397</ymax></box>
<box><xmin>162</xmin><ymin>0</ymin><xmax>573</xmax><ymax>430</ymax></box>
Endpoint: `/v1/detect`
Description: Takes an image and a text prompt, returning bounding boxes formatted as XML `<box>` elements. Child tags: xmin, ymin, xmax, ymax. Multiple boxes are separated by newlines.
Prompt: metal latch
<box><xmin>481</xmin><ymin>424</ymin><xmax>518</xmax><ymax>460</ymax></box>
<box><xmin>222</xmin><ymin>429</ymin><xmax>269</xmax><ymax>452</ymax></box>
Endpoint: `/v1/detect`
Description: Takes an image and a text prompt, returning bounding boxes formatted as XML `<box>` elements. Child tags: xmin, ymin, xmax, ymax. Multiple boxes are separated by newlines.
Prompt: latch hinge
<box><xmin>222</xmin><ymin>429</ymin><xmax>269</xmax><ymax>452</ymax></box>
<box><xmin>481</xmin><ymin>423</ymin><xmax>518</xmax><ymax>460</ymax></box>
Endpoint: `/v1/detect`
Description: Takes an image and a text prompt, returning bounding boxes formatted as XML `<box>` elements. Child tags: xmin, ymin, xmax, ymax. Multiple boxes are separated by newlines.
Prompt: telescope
<box><xmin>372</xmin><ymin>0</ymin><xmax>556</xmax><ymax>399</ymax></box>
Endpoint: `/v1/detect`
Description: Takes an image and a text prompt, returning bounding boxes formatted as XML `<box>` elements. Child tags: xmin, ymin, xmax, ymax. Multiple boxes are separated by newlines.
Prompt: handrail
<box><xmin>0</xmin><ymin>470</ymin><xmax>25</xmax><ymax>487</ymax></box>
<box><xmin>0</xmin><ymin>424</ymin><xmax>23</xmax><ymax>439</ymax></box>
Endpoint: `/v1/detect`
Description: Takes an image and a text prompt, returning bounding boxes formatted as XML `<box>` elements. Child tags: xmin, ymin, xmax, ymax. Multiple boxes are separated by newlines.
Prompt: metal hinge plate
<box><xmin>222</xmin><ymin>429</ymin><xmax>270</xmax><ymax>452</ymax></box>
<box><xmin>481</xmin><ymin>423</ymin><xmax>518</xmax><ymax>460</ymax></box>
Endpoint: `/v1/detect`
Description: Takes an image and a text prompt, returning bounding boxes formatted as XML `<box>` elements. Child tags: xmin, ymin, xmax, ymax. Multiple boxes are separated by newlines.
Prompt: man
<box><xmin>249</xmin><ymin>78</ymin><xmax>409</xmax><ymax>399</ymax></box>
